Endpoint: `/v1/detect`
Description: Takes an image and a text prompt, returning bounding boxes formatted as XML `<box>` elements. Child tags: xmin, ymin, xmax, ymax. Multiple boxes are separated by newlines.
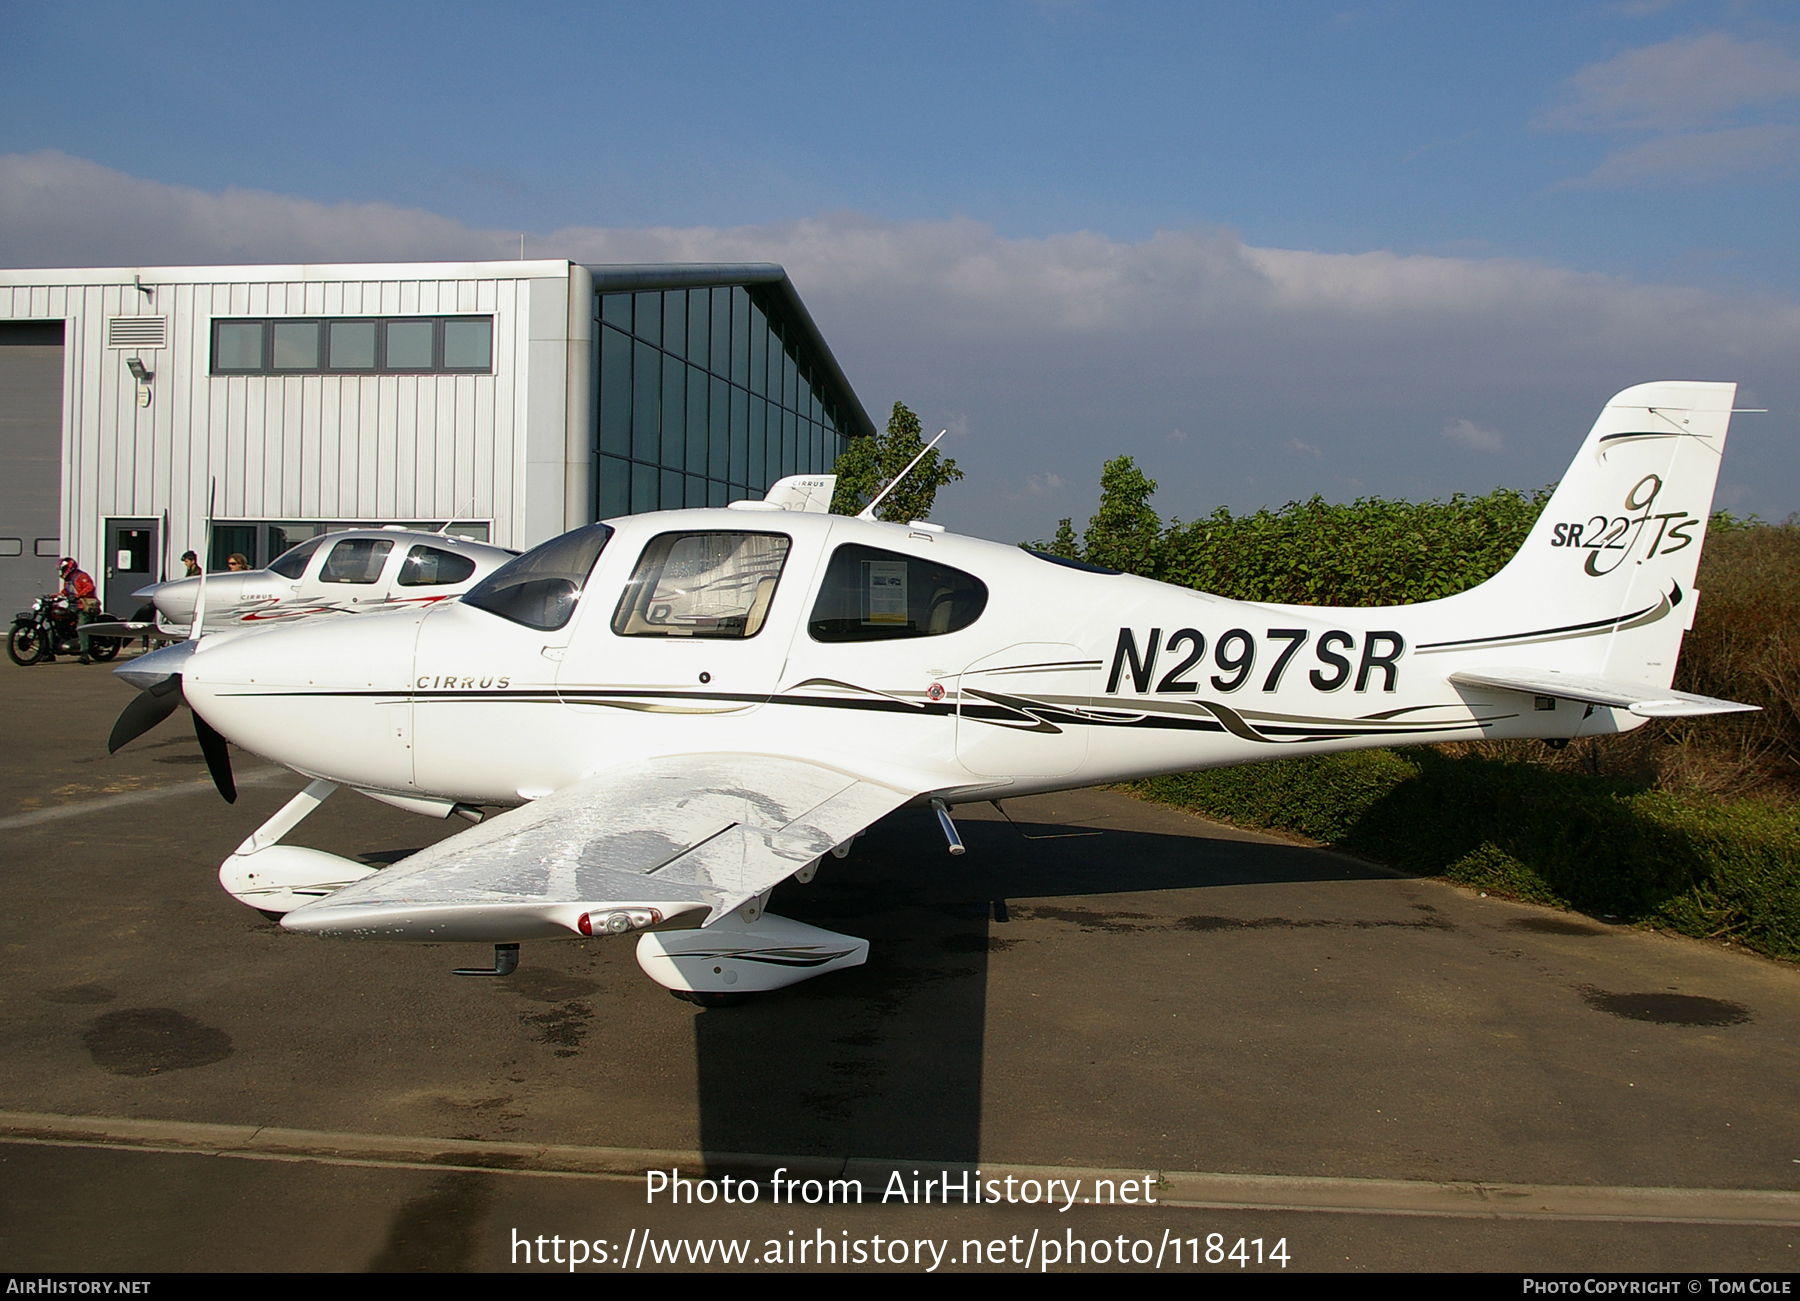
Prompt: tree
<box><xmin>830</xmin><ymin>401</ymin><xmax>963</xmax><ymax>522</ymax></box>
<box><xmin>1082</xmin><ymin>455</ymin><xmax>1163</xmax><ymax>577</ymax></box>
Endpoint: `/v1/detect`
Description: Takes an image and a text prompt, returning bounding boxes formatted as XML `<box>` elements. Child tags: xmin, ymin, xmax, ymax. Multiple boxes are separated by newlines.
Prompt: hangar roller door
<box><xmin>0</xmin><ymin>322</ymin><xmax>64</xmax><ymax>620</ymax></box>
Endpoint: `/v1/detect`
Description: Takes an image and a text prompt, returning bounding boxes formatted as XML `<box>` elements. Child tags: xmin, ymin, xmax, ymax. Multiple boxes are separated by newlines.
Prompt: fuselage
<box><xmin>179</xmin><ymin>507</ymin><xmax>1637</xmax><ymax>810</ymax></box>
<box><xmin>141</xmin><ymin>529</ymin><xmax>516</xmax><ymax>635</ymax></box>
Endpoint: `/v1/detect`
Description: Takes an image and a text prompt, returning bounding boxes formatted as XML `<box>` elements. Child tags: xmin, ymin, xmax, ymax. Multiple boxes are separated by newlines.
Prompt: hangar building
<box><xmin>0</xmin><ymin>260</ymin><xmax>873</xmax><ymax>617</ymax></box>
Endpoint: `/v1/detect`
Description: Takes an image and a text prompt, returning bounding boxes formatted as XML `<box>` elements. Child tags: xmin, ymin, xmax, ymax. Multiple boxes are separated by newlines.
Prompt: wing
<box><xmin>278</xmin><ymin>754</ymin><xmax>917</xmax><ymax>943</ymax></box>
<box><xmin>1448</xmin><ymin>667</ymin><xmax>1758</xmax><ymax>718</ymax></box>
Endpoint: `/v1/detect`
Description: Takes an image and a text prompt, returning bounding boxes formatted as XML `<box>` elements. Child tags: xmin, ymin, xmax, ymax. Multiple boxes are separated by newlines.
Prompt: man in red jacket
<box><xmin>58</xmin><ymin>557</ymin><xmax>99</xmax><ymax>663</ymax></box>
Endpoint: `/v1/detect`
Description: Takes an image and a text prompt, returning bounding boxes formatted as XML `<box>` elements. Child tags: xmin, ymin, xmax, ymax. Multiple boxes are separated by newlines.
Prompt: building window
<box><xmin>593</xmin><ymin>286</ymin><xmax>851</xmax><ymax>517</ymax></box>
<box><xmin>210</xmin><ymin>317</ymin><xmax>493</xmax><ymax>375</ymax></box>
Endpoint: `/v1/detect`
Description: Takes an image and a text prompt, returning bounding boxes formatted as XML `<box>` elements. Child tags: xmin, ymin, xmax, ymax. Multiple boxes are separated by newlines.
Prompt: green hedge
<box><xmin>1133</xmin><ymin>750</ymin><xmax>1800</xmax><ymax>960</ymax></box>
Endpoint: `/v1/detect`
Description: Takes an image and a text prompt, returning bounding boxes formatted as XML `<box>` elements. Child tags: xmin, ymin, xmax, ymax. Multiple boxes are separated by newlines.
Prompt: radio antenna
<box><xmin>438</xmin><ymin>495</ymin><xmax>478</xmax><ymax>535</ymax></box>
<box><xmin>191</xmin><ymin>479</ymin><xmax>215</xmax><ymax>638</ymax></box>
<box><xmin>857</xmin><ymin>430</ymin><xmax>947</xmax><ymax>522</ymax></box>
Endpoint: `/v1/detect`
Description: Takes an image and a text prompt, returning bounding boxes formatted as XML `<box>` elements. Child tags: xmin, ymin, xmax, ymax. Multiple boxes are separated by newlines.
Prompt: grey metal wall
<box><xmin>0</xmin><ymin>321</ymin><xmax>64</xmax><ymax>619</ymax></box>
<box><xmin>0</xmin><ymin>263</ymin><xmax>582</xmax><ymax>578</ymax></box>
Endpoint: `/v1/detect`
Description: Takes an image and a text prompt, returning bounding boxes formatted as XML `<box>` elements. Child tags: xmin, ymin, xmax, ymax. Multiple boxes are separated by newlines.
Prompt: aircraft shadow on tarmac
<box><xmin>689</xmin><ymin>806</ymin><xmax>1400</xmax><ymax>1167</ymax></box>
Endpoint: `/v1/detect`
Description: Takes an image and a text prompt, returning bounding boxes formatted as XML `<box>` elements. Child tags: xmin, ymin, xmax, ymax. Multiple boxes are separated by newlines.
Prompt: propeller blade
<box><xmin>192</xmin><ymin>712</ymin><xmax>237</xmax><ymax>804</ymax></box>
<box><xmin>107</xmin><ymin>673</ymin><xmax>184</xmax><ymax>754</ymax></box>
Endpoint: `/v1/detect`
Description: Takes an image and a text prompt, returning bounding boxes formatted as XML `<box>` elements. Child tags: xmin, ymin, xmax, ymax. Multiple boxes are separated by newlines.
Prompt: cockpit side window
<box><xmin>808</xmin><ymin>544</ymin><xmax>988</xmax><ymax>642</ymax></box>
<box><xmin>462</xmin><ymin>522</ymin><xmax>613</xmax><ymax>631</ymax></box>
<box><xmin>319</xmin><ymin>538</ymin><xmax>393</xmax><ymax>584</ymax></box>
<box><xmin>268</xmin><ymin>535</ymin><xmax>327</xmax><ymax>580</ymax></box>
<box><xmin>612</xmin><ymin>532</ymin><xmax>791</xmax><ymax>639</ymax></box>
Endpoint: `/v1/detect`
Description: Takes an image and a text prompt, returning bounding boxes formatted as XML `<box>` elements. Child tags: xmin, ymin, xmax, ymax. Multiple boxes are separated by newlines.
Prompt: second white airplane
<box><xmin>111</xmin><ymin>381</ymin><xmax>1754</xmax><ymax>1002</ymax></box>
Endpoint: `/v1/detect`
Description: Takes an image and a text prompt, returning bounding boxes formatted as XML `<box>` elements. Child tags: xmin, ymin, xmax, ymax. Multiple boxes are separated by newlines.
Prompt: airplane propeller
<box><xmin>108</xmin><ymin>657</ymin><xmax>238</xmax><ymax>804</ymax></box>
<box><xmin>107</xmin><ymin>673</ymin><xmax>182</xmax><ymax>753</ymax></box>
<box><xmin>192</xmin><ymin>711</ymin><xmax>237</xmax><ymax>804</ymax></box>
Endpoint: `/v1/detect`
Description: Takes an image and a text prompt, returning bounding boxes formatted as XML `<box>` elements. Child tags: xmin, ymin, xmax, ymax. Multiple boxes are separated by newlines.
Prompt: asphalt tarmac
<box><xmin>2</xmin><ymin>652</ymin><xmax>1798</xmax><ymax>1274</ymax></box>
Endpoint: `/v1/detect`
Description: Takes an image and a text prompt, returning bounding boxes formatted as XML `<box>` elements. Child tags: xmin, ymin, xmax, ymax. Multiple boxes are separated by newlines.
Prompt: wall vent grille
<box><xmin>106</xmin><ymin>317</ymin><xmax>168</xmax><ymax>349</ymax></box>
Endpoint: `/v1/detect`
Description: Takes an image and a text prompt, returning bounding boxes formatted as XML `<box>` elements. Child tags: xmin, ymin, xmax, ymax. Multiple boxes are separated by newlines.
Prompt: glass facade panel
<box><xmin>748</xmin><ymin>311</ymin><xmax>767</xmax><ymax>396</ymax></box>
<box><xmin>329</xmin><ymin>320</ymin><xmax>377</xmax><ymax>370</ymax></box>
<box><xmin>711</xmin><ymin>288</ymin><xmax>730</xmax><ymax>372</ymax></box>
<box><xmin>749</xmin><ymin>400</ymin><xmax>766</xmax><ymax>486</ymax></box>
<box><xmin>662</xmin><ymin>292</ymin><xmax>685</xmax><ymax>359</ymax></box>
<box><xmin>593</xmin><ymin>284</ymin><xmax>863</xmax><ymax>520</ymax></box>
<box><xmin>216</xmin><ymin>322</ymin><xmax>264</xmax><ymax>371</ymax></box>
<box><xmin>730</xmin><ymin>287</ymin><xmax>750</xmax><ymax>387</ymax></box>
<box><xmin>685</xmin><ymin>367</ymin><xmax>708</xmax><ymax>475</ymax></box>
<box><xmin>442</xmin><ymin>319</ymin><xmax>492</xmax><ymax>370</ymax></box>
<box><xmin>385</xmin><ymin>320</ymin><xmax>433</xmax><ymax>370</ymax></box>
<box><xmin>710</xmin><ymin>376</ymin><xmax>729</xmax><ymax>481</ymax></box>
<box><xmin>660</xmin><ymin>354</ymin><xmax>686</xmax><ymax>469</ymax></box>
<box><xmin>599</xmin><ymin>327</ymin><xmax>631</xmax><ymax>455</ymax></box>
<box><xmin>633</xmin><ymin>293</ymin><xmax>660</xmax><ymax>346</ymax></box>
<box><xmin>632</xmin><ymin>341</ymin><xmax>660</xmax><ymax>462</ymax></box>
<box><xmin>729</xmin><ymin>387</ymin><xmax>748</xmax><ymax>485</ymax></box>
<box><xmin>686</xmin><ymin>289</ymin><xmax>708</xmax><ymax>368</ymax></box>
<box><xmin>272</xmin><ymin>321</ymin><xmax>320</xmax><ymax>370</ymax></box>
<box><xmin>632</xmin><ymin>460</ymin><xmax>659</xmax><ymax>513</ymax></box>
<box><xmin>600</xmin><ymin>455</ymin><xmax>631</xmax><ymax>518</ymax></box>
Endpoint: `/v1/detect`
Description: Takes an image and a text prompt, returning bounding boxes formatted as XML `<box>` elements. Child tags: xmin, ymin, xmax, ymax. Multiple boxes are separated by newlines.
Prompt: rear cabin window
<box><xmin>612</xmin><ymin>532</ymin><xmax>791</xmax><ymax>639</ymax></box>
<box><xmin>397</xmin><ymin>544</ymin><xmax>477</xmax><ymax>587</ymax></box>
<box><xmin>318</xmin><ymin>538</ymin><xmax>393</xmax><ymax>584</ymax></box>
<box><xmin>808</xmin><ymin>544</ymin><xmax>988</xmax><ymax>642</ymax></box>
<box><xmin>462</xmin><ymin>523</ymin><xmax>613</xmax><ymax>631</ymax></box>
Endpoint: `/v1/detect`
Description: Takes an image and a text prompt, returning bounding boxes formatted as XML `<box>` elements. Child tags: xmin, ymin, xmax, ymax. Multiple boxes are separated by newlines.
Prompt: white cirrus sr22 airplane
<box><xmin>108</xmin><ymin>381</ymin><xmax>1756</xmax><ymax>1003</ymax></box>
<box><xmin>85</xmin><ymin>527</ymin><xmax>517</xmax><ymax>644</ymax></box>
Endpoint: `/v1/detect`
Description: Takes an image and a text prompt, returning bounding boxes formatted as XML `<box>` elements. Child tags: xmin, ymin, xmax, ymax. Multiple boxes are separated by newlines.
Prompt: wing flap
<box><xmin>1448</xmin><ymin>668</ymin><xmax>1758</xmax><ymax>718</ymax></box>
<box><xmin>280</xmin><ymin>754</ymin><xmax>916</xmax><ymax>943</ymax></box>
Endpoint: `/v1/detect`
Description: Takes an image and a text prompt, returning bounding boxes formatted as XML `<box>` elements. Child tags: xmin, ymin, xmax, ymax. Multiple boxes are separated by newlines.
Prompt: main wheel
<box><xmin>87</xmin><ymin>637</ymin><xmax>121</xmax><ymax>663</ymax></box>
<box><xmin>7</xmin><ymin>623</ymin><xmax>48</xmax><ymax>666</ymax></box>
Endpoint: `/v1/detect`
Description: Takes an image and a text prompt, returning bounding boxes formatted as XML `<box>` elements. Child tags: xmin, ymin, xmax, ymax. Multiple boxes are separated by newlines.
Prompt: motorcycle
<box><xmin>7</xmin><ymin>595</ymin><xmax>126</xmax><ymax>666</ymax></box>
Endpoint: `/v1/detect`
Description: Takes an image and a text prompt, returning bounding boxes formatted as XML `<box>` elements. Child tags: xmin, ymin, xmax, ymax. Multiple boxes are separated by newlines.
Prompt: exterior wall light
<box><xmin>126</xmin><ymin>356</ymin><xmax>153</xmax><ymax>405</ymax></box>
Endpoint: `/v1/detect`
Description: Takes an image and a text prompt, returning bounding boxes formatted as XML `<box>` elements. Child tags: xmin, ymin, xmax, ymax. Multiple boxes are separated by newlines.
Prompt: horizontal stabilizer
<box><xmin>279</xmin><ymin>753</ymin><xmax>916</xmax><ymax>943</ymax></box>
<box><xmin>1448</xmin><ymin>668</ymin><xmax>1758</xmax><ymax>718</ymax></box>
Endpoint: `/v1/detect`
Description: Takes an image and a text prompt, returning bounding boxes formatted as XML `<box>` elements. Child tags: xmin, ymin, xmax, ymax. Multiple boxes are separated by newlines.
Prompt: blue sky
<box><xmin>3</xmin><ymin>1</ymin><xmax>1798</xmax><ymax>539</ymax></box>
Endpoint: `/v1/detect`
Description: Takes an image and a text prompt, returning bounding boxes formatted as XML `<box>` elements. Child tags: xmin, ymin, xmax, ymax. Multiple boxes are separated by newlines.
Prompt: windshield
<box><xmin>268</xmin><ymin>535</ymin><xmax>327</xmax><ymax>580</ymax></box>
<box><xmin>461</xmin><ymin>523</ymin><xmax>613</xmax><ymax>630</ymax></box>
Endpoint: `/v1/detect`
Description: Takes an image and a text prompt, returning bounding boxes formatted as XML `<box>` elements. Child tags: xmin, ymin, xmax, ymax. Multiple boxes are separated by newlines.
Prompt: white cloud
<box><xmin>1012</xmin><ymin>473</ymin><xmax>1068</xmax><ymax>500</ymax></box>
<box><xmin>1538</xmin><ymin>34</ymin><xmax>1800</xmax><ymax>134</ymax></box>
<box><xmin>1574</xmin><ymin>124</ymin><xmax>1800</xmax><ymax>184</ymax></box>
<box><xmin>4</xmin><ymin>150</ymin><xmax>1800</xmax><ymax>541</ymax></box>
<box><xmin>1442</xmin><ymin>418</ymin><xmax>1506</xmax><ymax>453</ymax></box>
<box><xmin>1536</xmin><ymin>34</ymin><xmax>1800</xmax><ymax>184</ymax></box>
<box><xmin>1165</xmin><ymin>429</ymin><xmax>1188</xmax><ymax>444</ymax></box>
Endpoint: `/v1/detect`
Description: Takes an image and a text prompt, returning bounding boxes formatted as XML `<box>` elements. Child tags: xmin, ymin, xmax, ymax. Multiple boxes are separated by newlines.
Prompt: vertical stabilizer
<box><xmin>1431</xmin><ymin>381</ymin><xmax>1735</xmax><ymax>689</ymax></box>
